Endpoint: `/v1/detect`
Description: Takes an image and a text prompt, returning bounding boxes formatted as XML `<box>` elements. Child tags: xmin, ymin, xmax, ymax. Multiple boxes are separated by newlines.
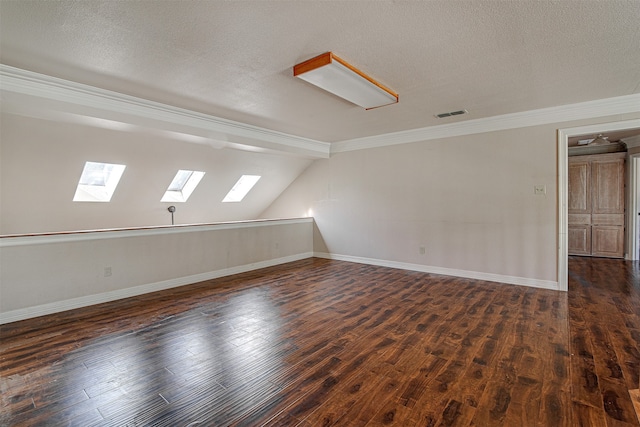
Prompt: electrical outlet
<box><xmin>104</xmin><ymin>267</ymin><xmax>112</xmax><ymax>277</ymax></box>
<box><xmin>419</xmin><ymin>246</ymin><xmax>426</xmax><ymax>255</ymax></box>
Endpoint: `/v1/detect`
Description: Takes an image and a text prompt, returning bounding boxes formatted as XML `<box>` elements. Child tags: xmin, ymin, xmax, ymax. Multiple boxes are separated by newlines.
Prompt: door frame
<box><xmin>557</xmin><ymin>119</ymin><xmax>640</xmax><ymax>291</ymax></box>
<box><xmin>629</xmin><ymin>155</ymin><xmax>640</xmax><ymax>261</ymax></box>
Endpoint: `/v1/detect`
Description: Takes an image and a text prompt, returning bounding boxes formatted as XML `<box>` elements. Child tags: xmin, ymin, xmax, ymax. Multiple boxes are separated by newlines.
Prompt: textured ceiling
<box><xmin>1</xmin><ymin>0</ymin><xmax>639</xmax><ymax>143</ymax></box>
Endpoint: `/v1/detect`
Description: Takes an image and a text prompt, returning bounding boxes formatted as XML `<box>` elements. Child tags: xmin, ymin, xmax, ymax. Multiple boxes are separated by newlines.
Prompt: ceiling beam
<box><xmin>0</xmin><ymin>65</ymin><xmax>331</xmax><ymax>159</ymax></box>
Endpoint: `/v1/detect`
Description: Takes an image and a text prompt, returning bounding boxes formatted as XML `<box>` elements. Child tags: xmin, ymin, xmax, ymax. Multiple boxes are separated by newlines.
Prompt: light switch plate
<box><xmin>534</xmin><ymin>185</ymin><xmax>546</xmax><ymax>195</ymax></box>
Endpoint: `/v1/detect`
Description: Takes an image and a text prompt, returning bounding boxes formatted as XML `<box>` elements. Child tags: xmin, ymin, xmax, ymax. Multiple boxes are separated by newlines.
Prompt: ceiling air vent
<box><xmin>435</xmin><ymin>109</ymin><xmax>468</xmax><ymax>119</ymax></box>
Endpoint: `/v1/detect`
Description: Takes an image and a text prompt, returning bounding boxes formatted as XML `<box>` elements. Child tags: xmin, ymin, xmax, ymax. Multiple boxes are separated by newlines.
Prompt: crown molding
<box><xmin>0</xmin><ymin>65</ymin><xmax>331</xmax><ymax>158</ymax></box>
<box><xmin>331</xmin><ymin>93</ymin><xmax>640</xmax><ymax>153</ymax></box>
<box><xmin>3</xmin><ymin>64</ymin><xmax>638</xmax><ymax>158</ymax></box>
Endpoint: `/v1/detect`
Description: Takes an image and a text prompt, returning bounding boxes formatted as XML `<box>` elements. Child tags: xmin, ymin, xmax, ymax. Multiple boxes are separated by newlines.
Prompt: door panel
<box><xmin>569</xmin><ymin>214</ymin><xmax>591</xmax><ymax>225</ymax></box>
<box><xmin>568</xmin><ymin>225</ymin><xmax>591</xmax><ymax>256</ymax></box>
<box><xmin>592</xmin><ymin>225</ymin><xmax>624</xmax><ymax>258</ymax></box>
<box><xmin>591</xmin><ymin>213</ymin><xmax>624</xmax><ymax>226</ymax></box>
<box><xmin>592</xmin><ymin>158</ymin><xmax>625</xmax><ymax>214</ymax></box>
<box><xmin>568</xmin><ymin>161</ymin><xmax>591</xmax><ymax>214</ymax></box>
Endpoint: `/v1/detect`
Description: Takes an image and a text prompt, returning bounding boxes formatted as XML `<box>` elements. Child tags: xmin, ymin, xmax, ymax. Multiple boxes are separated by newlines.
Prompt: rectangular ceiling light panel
<box><xmin>161</xmin><ymin>170</ymin><xmax>205</xmax><ymax>203</ymax></box>
<box><xmin>73</xmin><ymin>161</ymin><xmax>126</xmax><ymax>202</ymax></box>
<box><xmin>222</xmin><ymin>175</ymin><xmax>261</xmax><ymax>203</ymax></box>
<box><xmin>294</xmin><ymin>52</ymin><xmax>398</xmax><ymax>109</ymax></box>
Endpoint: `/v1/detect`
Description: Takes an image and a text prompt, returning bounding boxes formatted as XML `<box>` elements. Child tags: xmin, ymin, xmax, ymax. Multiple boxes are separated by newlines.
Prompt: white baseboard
<box><xmin>314</xmin><ymin>252</ymin><xmax>559</xmax><ymax>291</ymax></box>
<box><xmin>0</xmin><ymin>252</ymin><xmax>313</xmax><ymax>324</ymax></box>
<box><xmin>1</xmin><ymin>251</ymin><xmax>560</xmax><ymax>324</ymax></box>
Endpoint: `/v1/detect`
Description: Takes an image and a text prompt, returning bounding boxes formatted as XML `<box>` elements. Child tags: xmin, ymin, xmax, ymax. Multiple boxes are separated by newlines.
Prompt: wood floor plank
<box><xmin>328</xmin><ymin>375</ymin><xmax>401</xmax><ymax>427</ymax></box>
<box><xmin>573</xmin><ymin>400</ymin><xmax>609</xmax><ymax>427</ymax></box>
<box><xmin>629</xmin><ymin>389</ymin><xmax>640</xmax><ymax>425</ymax></box>
<box><xmin>1</xmin><ymin>256</ymin><xmax>639</xmax><ymax>425</ymax></box>
<box><xmin>301</xmin><ymin>369</ymin><xmax>385</xmax><ymax>426</ymax></box>
<box><xmin>599</xmin><ymin>378</ymin><xmax>640</xmax><ymax>426</ymax></box>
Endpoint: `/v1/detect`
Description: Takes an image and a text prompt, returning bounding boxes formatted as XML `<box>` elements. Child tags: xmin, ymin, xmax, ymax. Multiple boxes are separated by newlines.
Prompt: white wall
<box><xmin>0</xmin><ymin>219</ymin><xmax>313</xmax><ymax>323</ymax></box>
<box><xmin>261</xmin><ymin>114</ymin><xmax>640</xmax><ymax>288</ymax></box>
<box><xmin>0</xmin><ymin>113</ymin><xmax>313</xmax><ymax>234</ymax></box>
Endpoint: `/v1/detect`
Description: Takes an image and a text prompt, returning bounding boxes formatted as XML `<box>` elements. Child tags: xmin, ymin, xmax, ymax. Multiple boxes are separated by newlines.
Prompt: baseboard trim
<box><xmin>314</xmin><ymin>252</ymin><xmax>559</xmax><ymax>290</ymax></box>
<box><xmin>1</xmin><ymin>251</ymin><xmax>559</xmax><ymax>324</ymax></box>
<box><xmin>0</xmin><ymin>252</ymin><xmax>313</xmax><ymax>324</ymax></box>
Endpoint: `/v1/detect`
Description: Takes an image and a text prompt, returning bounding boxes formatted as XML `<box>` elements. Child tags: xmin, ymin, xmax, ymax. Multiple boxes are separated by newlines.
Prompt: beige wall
<box><xmin>3</xmin><ymin>107</ymin><xmax>639</xmax><ymax>323</ymax></box>
<box><xmin>0</xmin><ymin>219</ymin><xmax>313</xmax><ymax>323</ymax></box>
<box><xmin>261</xmin><ymin>114</ymin><xmax>640</xmax><ymax>285</ymax></box>
<box><xmin>0</xmin><ymin>113</ymin><xmax>313</xmax><ymax>234</ymax></box>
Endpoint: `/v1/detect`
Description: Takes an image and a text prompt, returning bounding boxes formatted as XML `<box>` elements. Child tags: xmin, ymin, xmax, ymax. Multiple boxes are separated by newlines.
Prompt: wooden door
<box><xmin>568</xmin><ymin>153</ymin><xmax>625</xmax><ymax>258</ymax></box>
<box><xmin>568</xmin><ymin>160</ymin><xmax>592</xmax><ymax>256</ymax></box>
<box><xmin>591</xmin><ymin>156</ymin><xmax>625</xmax><ymax>258</ymax></box>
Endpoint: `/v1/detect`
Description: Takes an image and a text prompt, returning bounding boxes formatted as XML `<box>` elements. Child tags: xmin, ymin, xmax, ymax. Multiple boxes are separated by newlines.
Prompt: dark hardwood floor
<box><xmin>1</xmin><ymin>257</ymin><xmax>638</xmax><ymax>426</ymax></box>
<box><xmin>568</xmin><ymin>256</ymin><xmax>640</xmax><ymax>426</ymax></box>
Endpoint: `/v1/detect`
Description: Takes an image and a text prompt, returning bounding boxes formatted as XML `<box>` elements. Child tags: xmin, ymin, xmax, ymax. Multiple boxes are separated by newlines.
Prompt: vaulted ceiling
<box><xmin>2</xmin><ymin>0</ymin><xmax>639</xmax><ymax>146</ymax></box>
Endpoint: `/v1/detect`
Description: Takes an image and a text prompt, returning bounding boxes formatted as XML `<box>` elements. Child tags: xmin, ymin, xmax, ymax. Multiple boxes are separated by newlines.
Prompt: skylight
<box><xmin>161</xmin><ymin>170</ymin><xmax>205</xmax><ymax>202</ymax></box>
<box><xmin>222</xmin><ymin>175</ymin><xmax>261</xmax><ymax>202</ymax></box>
<box><xmin>73</xmin><ymin>161</ymin><xmax>126</xmax><ymax>202</ymax></box>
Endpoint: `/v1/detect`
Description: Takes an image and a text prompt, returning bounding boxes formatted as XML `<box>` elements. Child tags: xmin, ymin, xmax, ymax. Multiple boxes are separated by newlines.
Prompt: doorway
<box><xmin>557</xmin><ymin>119</ymin><xmax>640</xmax><ymax>291</ymax></box>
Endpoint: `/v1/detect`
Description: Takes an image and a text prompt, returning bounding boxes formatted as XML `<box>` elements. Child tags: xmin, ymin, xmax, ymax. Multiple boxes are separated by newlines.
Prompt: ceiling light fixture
<box><xmin>293</xmin><ymin>52</ymin><xmax>398</xmax><ymax>110</ymax></box>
